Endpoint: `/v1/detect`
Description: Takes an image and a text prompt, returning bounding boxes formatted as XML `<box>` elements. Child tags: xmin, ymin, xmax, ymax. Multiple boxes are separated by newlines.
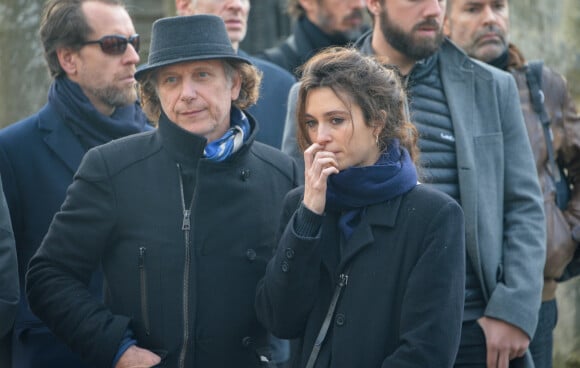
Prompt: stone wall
<box><xmin>0</xmin><ymin>0</ymin><xmax>48</xmax><ymax>128</ymax></box>
<box><xmin>510</xmin><ymin>0</ymin><xmax>580</xmax><ymax>104</ymax></box>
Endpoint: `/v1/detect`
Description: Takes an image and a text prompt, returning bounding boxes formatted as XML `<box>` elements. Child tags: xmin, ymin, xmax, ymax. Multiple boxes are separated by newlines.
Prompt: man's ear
<box><xmin>230</xmin><ymin>70</ymin><xmax>242</xmax><ymax>101</ymax></box>
<box><xmin>175</xmin><ymin>0</ymin><xmax>194</xmax><ymax>16</ymax></box>
<box><xmin>366</xmin><ymin>0</ymin><xmax>382</xmax><ymax>17</ymax></box>
<box><xmin>443</xmin><ymin>16</ymin><xmax>451</xmax><ymax>36</ymax></box>
<box><xmin>56</xmin><ymin>47</ymin><xmax>77</xmax><ymax>76</ymax></box>
<box><xmin>298</xmin><ymin>0</ymin><xmax>316</xmax><ymax>13</ymax></box>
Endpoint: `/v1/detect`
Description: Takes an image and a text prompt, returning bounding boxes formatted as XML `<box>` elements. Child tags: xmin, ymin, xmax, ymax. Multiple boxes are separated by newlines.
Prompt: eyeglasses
<box><xmin>81</xmin><ymin>34</ymin><xmax>140</xmax><ymax>55</ymax></box>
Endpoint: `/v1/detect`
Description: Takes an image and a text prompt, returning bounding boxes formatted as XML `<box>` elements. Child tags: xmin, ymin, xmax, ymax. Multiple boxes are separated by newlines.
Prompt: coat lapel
<box><xmin>38</xmin><ymin>104</ymin><xmax>85</xmax><ymax>173</ymax></box>
<box><xmin>439</xmin><ymin>40</ymin><xmax>488</xmax><ymax>284</ymax></box>
<box><xmin>320</xmin><ymin>212</ymin><xmax>341</xmax><ymax>280</ymax></box>
<box><xmin>336</xmin><ymin>196</ymin><xmax>402</xmax><ymax>272</ymax></box>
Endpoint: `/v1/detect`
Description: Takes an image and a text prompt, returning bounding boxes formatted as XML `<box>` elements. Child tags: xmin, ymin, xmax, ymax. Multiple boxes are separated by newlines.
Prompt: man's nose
<box><xmin>481</xmin><ymin>5</ymin><xmax>500</xmax><ymax>25</ymax></box>
<box><xmin>180</xmin><ymin>81</ymin><xmax>198</xmax><ymax>101</ymax></box>
<box><xmin>349</xmin><ymin>0</ymin><xmax>365</xmax><ymax>9</ymax></box>
<box><xmin>123</xmin><ymin>42</ymin><xmax>140</xmax><ymax>65</ymax></box>
<box><xmin>423</xmin><ymin>0</ymin><xmax>444</xmax><ymax>19</ymax></box>
<box><xmin>226</xmin><ymin>0</ymin><xmax>245</xmax><ymax>10</ymax></box>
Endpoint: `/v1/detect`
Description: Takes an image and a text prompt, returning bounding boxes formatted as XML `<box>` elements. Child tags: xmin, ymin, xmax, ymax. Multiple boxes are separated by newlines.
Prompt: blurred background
<box><xmin>0</xmin><ymin>0</ymin><xmax>579</xmax><ymax>366</ymax></box>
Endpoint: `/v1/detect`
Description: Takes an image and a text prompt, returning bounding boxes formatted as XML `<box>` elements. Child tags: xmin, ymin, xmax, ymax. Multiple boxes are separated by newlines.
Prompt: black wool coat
<box><xmin>26</xmin><ymin>113</ymin><xmax>298</xmax><ymax>368</ymax></box>
<box><xmin>256</xmin><ymin>184</ymin><xmax>466</xmax><ymax>368</ymax></box>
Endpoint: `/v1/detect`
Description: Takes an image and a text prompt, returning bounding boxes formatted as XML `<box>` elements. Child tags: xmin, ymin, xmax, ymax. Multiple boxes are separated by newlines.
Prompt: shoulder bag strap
<box><xmin>305</xmin><ymin>266</ymin><xmax>351</xmax><ymax>368</ymax></box>
<box><xmin>526</xmin><ymin>60</ymin><xmax>562</xmax><ymax>182</ymax></box>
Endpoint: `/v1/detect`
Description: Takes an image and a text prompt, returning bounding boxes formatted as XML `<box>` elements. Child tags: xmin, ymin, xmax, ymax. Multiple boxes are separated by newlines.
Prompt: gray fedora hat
<box><xmin>135</xmin><ymin>14</ymin><xmax>251</xmax><ymax>81</ymax></box>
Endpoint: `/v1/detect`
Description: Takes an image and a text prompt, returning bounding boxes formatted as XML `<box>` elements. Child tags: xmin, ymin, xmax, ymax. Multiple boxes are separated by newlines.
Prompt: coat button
<box><xmin>284</xmin><ymin>248</ymin><xmax>295</xmax><ymax>259</ymax></box>
<box><xmin>281</xmin><ymin>260</ymin><xmax>290</xmax><ymax>272</ymax></box>
<box><xmin>240</xmin><ymin>169</ymin><xmax>251</xmax><ymax>181</ymax></box>
<box><xmin>335</xmin><ymin>313</ymin><xmax>345</xmax><ymax>326</ymax></box>
<box><xmin>246</xmin><ymin>248</ymin><xmax>257</xmax><ymax>262</ymax></box>
<box><xmin>242</xmin><ymin>336</ymin><xmax>253</xmax><ymax>347</ymax></box>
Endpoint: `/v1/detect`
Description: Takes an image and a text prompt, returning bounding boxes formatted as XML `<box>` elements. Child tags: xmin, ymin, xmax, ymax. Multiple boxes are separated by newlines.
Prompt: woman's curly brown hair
<box><xmin>296</xmin><ymin>47</ymin><xmax>420</xmax><ymax>166</ymax></box>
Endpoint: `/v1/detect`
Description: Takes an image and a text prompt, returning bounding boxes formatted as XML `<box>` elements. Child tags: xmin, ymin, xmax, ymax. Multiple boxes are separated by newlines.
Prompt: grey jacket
<box><xmin>432</xmin><ymin>39</ymin><xmax>545</xmax><ymax>338</ymax></box>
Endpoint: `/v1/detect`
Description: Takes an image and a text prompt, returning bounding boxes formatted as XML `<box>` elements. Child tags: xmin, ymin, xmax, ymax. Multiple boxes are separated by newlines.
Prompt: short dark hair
<box><xmin>40</xmin><ymin>0</ymin><xmax>125</xmax><ymax>78</ymax></box>
<box><xmin>296</xmin><ymin>47</ymin><xmax>420</xmax><ymax>164</ymax></box>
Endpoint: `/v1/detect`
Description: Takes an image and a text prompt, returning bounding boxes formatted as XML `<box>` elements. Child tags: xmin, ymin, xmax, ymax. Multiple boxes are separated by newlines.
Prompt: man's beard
<box><xmin>379</xmin><ymin>6</ymin><xmax>444</xmax><ymax>61</ymax></box>
<box><xmin>466</xmin><ymin>25</ymin><xmax>509</xmax><ymax>63</ymax></box>
<box><xmin>88</xmin><ymin>83</ymin><xmax>137</xmax><ymax>109</ymax></box>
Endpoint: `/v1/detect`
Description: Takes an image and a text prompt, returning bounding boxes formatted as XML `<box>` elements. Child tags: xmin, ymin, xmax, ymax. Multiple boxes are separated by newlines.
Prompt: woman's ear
<box><xmin>376</xmin><ymin>110</ymin><xmax>388</xmax><ymax>132</ymax></box>
<box><xmin>373</xmin><ymin>110</ymin><xmax>388</xmax><ymax>141</ymax></box>
<box><xmin>379</xmin><ymin>109</ymin><xmax>388</xmax><ymax>123</ymax></box>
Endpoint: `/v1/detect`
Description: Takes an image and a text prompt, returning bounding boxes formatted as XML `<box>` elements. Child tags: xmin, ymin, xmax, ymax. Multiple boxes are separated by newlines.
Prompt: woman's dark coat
<box><xmin>256</xmin><ymin>184</ymin><xmax>466</xmax><ymax>367</ymax></box>
<box><xmin>26</xmin><ymin>114</ymin><xmax>298</xmax><ymax>368</ymax></box>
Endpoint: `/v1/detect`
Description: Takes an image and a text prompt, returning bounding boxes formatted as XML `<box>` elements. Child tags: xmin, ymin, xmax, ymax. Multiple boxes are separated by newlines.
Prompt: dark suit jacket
<box><xmin>0</xmin><ymin>173</ymin><xmax>18</xmax><ymax>338</ymax></box>
<box><xmin>0</xmin><ymin>103</ymin><xmax>104</xmax><ymax>368</ymax></box>
<box><xmin>242</xmin><ymin>50</ymin><xmax>296</xmax><ymax>149</ymax></box>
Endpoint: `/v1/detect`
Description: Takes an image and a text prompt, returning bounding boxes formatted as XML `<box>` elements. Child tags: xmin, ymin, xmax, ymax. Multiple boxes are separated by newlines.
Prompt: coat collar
<box><xmin>507</xmin><ymin>43</ymin><xmax>527</xmax><ymax>70</ymax></box>
<box><xmin>157</xmin><ymin>111</ymin><xmax>207</xmax><ymax>166</ymax></box>
<box><xmin>156</xmin><ymin>109</ymin><xmax>260</xmax><ymax>166</ymax></box>
<box><xmin>439</xmin><ymin>40</ymin><xmax>492</xmax><ymax>280</ymax></box>
<box><xmin>321</xmin><ymin>194</ymin><xmax>404</xmax><ymax>275</ymax></box>
<box><xmin>38</xmin><ymin>104</ymin><xmax>86</xmax><ymax>173</ymax></box>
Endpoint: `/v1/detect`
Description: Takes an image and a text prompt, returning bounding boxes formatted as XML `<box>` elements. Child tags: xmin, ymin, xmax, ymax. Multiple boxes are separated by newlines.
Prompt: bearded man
<box><xmin>354</xmin><ymin>1</ymin><xmax>545</xmax><ymax>367</ymax></box>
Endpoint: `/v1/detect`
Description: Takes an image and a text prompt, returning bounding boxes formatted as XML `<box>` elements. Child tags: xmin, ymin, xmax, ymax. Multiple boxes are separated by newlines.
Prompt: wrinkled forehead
<box><xmin>191</xmin><ymin>0</ymin><xmax>250</xmax><ymax>6</ymax></box>
<box><xmin>154</xmin><ymin>59</ymin><xmax>227</xmax><ymax>78</ymax></box>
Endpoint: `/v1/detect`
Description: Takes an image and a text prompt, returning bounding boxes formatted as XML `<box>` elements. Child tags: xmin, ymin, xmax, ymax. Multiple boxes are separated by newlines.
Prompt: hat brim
<box><xmin>135</xmin><ymin>54</ymin><xmax>252</xmax><ymax>81</ymax></box>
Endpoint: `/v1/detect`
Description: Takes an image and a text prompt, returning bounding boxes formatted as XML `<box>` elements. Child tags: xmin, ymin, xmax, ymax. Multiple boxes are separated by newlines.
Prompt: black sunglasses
<box><xmin>81</xmin><ymin>34</ymin><xmax>140</xmax><ymax>55</ymax></box>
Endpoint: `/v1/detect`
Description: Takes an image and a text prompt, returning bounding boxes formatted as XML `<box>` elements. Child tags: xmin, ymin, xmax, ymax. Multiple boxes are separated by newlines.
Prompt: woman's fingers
<box><xmin>303</xmin><ymin>144</ymin><xmax>339</xmax><ymax>214</ymax></box>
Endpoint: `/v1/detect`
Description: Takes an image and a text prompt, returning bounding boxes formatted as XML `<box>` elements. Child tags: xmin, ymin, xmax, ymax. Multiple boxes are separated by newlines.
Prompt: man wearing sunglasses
<box><xmin>0</xmin><ymin>1</ymin><xmax>151</xmax><ymax>367</ymax></box>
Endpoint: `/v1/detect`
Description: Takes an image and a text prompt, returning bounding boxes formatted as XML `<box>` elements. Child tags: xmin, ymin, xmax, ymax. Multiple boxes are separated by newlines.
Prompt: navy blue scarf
<box><xmin>48</xmin><ymin>77</ymin><xmax>151</xmax><ymax>149</ymax></box>
<box><xmin>326</xmin><ymin>139</ymin><xmax>418</xmax><ymax>240</ymax></box>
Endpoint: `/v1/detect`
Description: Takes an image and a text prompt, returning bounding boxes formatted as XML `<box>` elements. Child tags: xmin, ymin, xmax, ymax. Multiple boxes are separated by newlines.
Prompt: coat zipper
<box><xmin>138</xmin><ymin>246</ymin><xmax>150</xmax><ymax>336</ymax></box>
<box><xmin>177</xmin><ymin>163</ymin><xmax>195</xmax><ymax>368</ymax></box>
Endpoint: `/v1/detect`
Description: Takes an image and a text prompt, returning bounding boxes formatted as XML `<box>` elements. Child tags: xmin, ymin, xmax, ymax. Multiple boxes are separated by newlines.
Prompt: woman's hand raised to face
<box><xmin>302</xmin><ymin>143</ymin><xmax>339</xmax><ymax>215</ymax></box>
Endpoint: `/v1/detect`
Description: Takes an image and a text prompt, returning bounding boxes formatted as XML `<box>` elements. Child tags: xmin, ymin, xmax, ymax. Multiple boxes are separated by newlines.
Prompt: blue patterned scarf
<box><xmin>204</xmin><ymin>107</ymin><xmax>250</xmax><ymax>161</ymax></box>
<box><xmin>326</xmin><ymin>139</ymin><xmax>418</xmax><ymax>240</ymax></box>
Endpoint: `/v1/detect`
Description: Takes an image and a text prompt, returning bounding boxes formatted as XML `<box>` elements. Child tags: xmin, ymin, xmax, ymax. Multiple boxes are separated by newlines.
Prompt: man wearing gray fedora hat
<box><xmin>26</xmin><ymin>14</ymin><xmax>298</xmax><ymax>368</ymax></box>
<box><xmin>176</xmin><ymin>0</ymin><xmax>296</xmax><ymax>150</ymax></box>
